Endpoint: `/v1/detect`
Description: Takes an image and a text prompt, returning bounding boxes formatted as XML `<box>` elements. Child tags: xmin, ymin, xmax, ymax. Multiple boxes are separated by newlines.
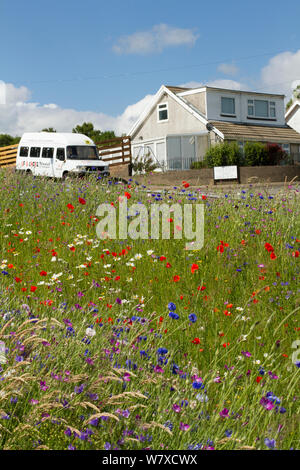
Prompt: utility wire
<box><xmin>14</xmin><ymin>49</ymin><xmax>297</xmax><ymax>87</ymax></box>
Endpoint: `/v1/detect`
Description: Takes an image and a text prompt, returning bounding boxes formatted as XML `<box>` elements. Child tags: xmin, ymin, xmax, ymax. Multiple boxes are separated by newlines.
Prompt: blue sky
<box><xmin>1</xmin><ymin>0</ymin><xmax>300</xmax><ymax>135</ymax></box>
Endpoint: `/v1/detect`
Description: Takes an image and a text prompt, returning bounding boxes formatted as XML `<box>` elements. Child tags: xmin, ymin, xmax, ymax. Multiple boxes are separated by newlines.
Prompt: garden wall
<box><xmin>111</xmin><ymin>164</ymin><xmax>300</xmax><ymax>186</ymax></box>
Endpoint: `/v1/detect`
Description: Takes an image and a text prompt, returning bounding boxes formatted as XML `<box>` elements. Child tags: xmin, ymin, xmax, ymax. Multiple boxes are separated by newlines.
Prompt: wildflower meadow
<box><xmin>0</xmin><ymin>168</ymin><xmax>299</xmax><ymax>451</ymax></box>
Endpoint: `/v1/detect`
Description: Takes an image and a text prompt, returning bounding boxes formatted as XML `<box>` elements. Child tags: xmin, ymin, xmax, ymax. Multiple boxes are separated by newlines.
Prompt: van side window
<box><xmin>19</xmin><ymin>146</ymin><xmax>29</xmax><ymax>157</ymax></box>
<box><xmin>30</xmin><ymin>147</ymin><xmax>41</xmax><ymax>158</ymax></box>
<box><xmin>56</xmin><ymin>148</ymin><xmax>65</xmax><ymax>160</ymax></box>
<box><xmin>42</xmin><ymin>147</ymin><xmax>54</xmax><ymax>159</ymax></box>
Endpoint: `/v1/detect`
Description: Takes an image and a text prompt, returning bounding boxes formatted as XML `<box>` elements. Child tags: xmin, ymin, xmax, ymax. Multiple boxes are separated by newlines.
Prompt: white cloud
<box><xmin>217</xmin><ymin>63</ymin><xmax>239</xmax><ymax>76</ymax></box>
<box><xmin>112</xmin><ymin>24</ymin><xmax>199</xmax><ymax>55</ymax></box>
<box><xmin>260</xmin><ymin>49</ymin><xmax>300</xmax><ymax>97</ymax></box>
<box><xmin>0</xmin><ymin>81</ymin><xmax>154</xmax><ymax>137</ymax></box>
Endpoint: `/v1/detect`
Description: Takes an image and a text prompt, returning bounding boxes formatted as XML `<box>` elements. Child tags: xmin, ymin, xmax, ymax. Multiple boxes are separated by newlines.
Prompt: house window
<box><xmin>221</xmin><ymin>97</ymin><xmax>235</xmax><ymax>116</ymax></box>
<box><xmin>279</xmin><ymin>143</ymin><xmax>290</xmax><ymax>155</ymax></box>
<box><xmin>238</xmin><ymin>141</ymin><xmax>244</xmax><ymax>153</ymax></box>
<box><xmin>247</xmin><ymin>99</ymin><xmax>276</xmax><ymax>119</ymax></box>
<box><xmin>157</xmin><ymin>103</ymin><xmax>168</xmax><ymax>122</ymax></box>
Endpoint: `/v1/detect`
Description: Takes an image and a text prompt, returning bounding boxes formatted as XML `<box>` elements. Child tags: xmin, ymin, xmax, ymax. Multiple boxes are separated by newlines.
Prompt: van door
<box><xmin>29</xmin><ymin>146</ymin><xmax>41</xmax><ymax>174</ymax></box>
<box><xmin>54</xmin><ymin>147</ymin><xmax>66</xmax><ymax>178</ymax></box>
<box><xmin>40</xmin><ymin>147</ymin><xmax>54</xmax><ymax>176</ymax></box>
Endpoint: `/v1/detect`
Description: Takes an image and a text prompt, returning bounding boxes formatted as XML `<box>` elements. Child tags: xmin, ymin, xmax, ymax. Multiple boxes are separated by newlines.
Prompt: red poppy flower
<box><xmin>78</xmin><ymin>198</ymin><xmax>86</xmax><ymax>205</ymax></box>
<box><xmin>191</xmin><ymin>263</ymin><xmax>199</xmax><ymax>274</ymax></box>
<box><xmin>67</xmin><ymin>203</ymin><xmax>74</xmax><ymax>212</ymax></box>
<box><xmin>270</xmin><ymin>252</ymin><xmax>277</xmax><ymax>260</ymax></box>
<box><xmin>39</xmin><ymin>271</ymin><xmax>47</xmax><ymax>276</ymax></box>
<box><xmin>30</xmin><ymin>286</ymin><xmax>37</xmax><ymax>292</ymax></box>
<box><xmin>192</xmin><ymin>337</ymin><xmax>201</xmax><ymax>344</ymax></box>
<box><xmin>264</xmin><ymin>242</ymin><xmax>274</xmax><ymax>252</ymax></box>
<box><xmin>173</xmin><ymin>275</ymin><xmax>180</xmax><ymax>282</ymax></box>
<box><xmin>292</xmin><ymin>250</ymin><xmax>299</xmax><ymax>258</ymax></box>
<box><xmin>124</xmin><ymin>192</ymin><xmax>131</xmax><ymax>199</ymax></box>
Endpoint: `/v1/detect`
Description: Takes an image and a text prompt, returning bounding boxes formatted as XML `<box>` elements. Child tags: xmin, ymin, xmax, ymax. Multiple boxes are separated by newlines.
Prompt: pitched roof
<box><xmin>165</xmin><ymin>86</ymin><xmax>191</xmax><ymax>94</ymax></box>
<box><xmin>285</xmin><ymin>99</ymin><xmax>300</xmax><ymax>120</ymax></box>
<box><xmin>129</xmin><ymin>85</ymin><xmax>223</xmax><ymax>139</ymax></box>
<box><xmin>210</xmin><ymin>121</ymin><xmax>300</xmax><ymax>143</ymax></box>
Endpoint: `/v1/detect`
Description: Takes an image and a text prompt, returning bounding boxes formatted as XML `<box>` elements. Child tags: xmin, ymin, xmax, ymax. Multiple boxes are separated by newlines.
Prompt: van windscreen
<box><xmin>66</xmin><ymin>146</ymin><xmax>98</xmax><ymax>160</ymax></box>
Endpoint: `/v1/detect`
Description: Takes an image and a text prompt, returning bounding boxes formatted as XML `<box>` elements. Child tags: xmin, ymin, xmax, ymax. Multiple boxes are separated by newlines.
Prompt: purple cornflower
<box><xmin>179</xmin><ymin>422</ymin><xmax>190</xmax><ymax>431</ymax></box>
<box><xmin>264</xmin><ymin>438</ymin><xmax>276</xmax><ymax>449</ymax></box>
<box><xmin>219</xmin><ymin>408</ymin><xmax>230</xmax><ymax>418</ymax></box>
<box><xmin>74</xmin><ymin>384</ymin><xmax>85</xmax><ymax>394</ymax></box>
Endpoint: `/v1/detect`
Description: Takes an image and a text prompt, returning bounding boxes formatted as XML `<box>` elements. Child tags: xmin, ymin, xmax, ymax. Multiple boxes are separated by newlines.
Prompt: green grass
<box><xmin>0</xmin><ymin>169</ymin><xmax>299</xmax><ymax>450</ymax></box>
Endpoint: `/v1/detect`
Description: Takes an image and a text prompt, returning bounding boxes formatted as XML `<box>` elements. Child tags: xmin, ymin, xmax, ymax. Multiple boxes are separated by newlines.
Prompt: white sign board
<box><xmin>214</xmin><ymin>165</ymin><xmax>238</xmax><ymax>180</ymax></box>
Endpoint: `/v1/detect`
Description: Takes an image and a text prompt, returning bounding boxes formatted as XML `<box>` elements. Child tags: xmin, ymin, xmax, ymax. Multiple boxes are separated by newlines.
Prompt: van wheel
<box><xmin>26</xmin><ymin>170</ymin><xmax>32</xmax><ymax>175</ymax></box>
<box><xmin>62</xmin><ymin>172</ymin><xmax>70</xmax><ymax>181</ymax></box>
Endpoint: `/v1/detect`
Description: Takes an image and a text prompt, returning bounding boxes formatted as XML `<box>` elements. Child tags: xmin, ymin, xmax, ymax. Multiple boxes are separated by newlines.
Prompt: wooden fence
<box><xmin>0</xmin><ymin>136</ymin><xmax>132</xmax><ymax>168</ymax></box>
<box><xmin>96</xmin><ymin>136</ymin><xmax>131</xmax><ymax>167</ymax></box>
<box><xmin>0</xmin><ymin>144</ymin><xmax>18</xmax><ymax>167</ymax></box>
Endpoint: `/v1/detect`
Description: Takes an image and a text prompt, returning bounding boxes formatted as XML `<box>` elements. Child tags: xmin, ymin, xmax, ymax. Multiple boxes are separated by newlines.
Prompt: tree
<box><xmin>0</xmin><ymin>134</ymin><xmax>20</xmax><ymax>147</ymax></box>
<box><xmin>41</xmin><ymin>128</ymin><xmax>56</xmax><ymax>132</ymax></box>
<box><xmin>72</xmin><ymin>122</ymin><xmax>116</xmax><ymax>143</ymax></box>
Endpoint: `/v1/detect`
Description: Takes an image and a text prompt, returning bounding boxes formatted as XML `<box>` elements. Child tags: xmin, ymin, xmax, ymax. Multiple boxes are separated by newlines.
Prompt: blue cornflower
<box><xmin>264</xmin><ymin>438</ymin><xmax>276</xmax><ymax>449</ymax></box>
<box><xmin>188</xmin><ymin>313</ymin><xmax>197</xmax><ymax>323</ymax></box>
<box><xmin>169</xmin><ymin>311</ymin><xmax>179</xmax><ymax>320</ymax></box>
<box><xmin>168</xmin><ymin>302</ymin><xmax>176</xmax><ymax>311</ymax></box>
<box><xmin>157</xmin><ymin>348</ymin><xmax>168</xmax><ymax>355</ymax></box>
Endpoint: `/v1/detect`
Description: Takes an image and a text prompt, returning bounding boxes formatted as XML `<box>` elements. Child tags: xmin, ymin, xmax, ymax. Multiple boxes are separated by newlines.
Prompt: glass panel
<box><xmin>159</xmin><ymin>109</ymin><xmax>168</xmax><ymax>121</ymax></box>
<box><xmin>270</xmin><ymin>107</ymin><xmax>276</xmax><ymax>117</ymax></box>
<box><xmin>56</xmin><ymin>148</ymin><xmax>65</xmax><ymax>160</ymax></box>
<box><xmin>221</xmin><ymin>97</ymin><xmax>235</xmax><ymax>114</ymax></box>
<box><xmin>20</xmin><ymin>146</ymin><xmax>29</xmax><ymax>157</ymax></box>
<box><xmin>66</xmin><ymin>146</ymin><xmax>98</xmax><ymax>160</ymax></box>
<box><xmin>254</xmin><ymin>100</ymin><xmax>269</xmax><ymax>117</ymax></box>
<box><xmin>248</xmin><ymin>105</ymin><xmax>254</xmax><ymax>116</ymax></box>
<box><xmin>30</xmin><ymin>147</ymin><xmax>41</xmax><ymax>158</ymax></box>
<box><xmin>42</xmin><ymin>147</ymin><xmax>54</xmax><ymax>158</ymax></box>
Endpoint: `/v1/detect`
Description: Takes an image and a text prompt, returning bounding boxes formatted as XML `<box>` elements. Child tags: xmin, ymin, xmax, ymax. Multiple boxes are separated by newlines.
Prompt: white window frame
<box><xmin>221</xmin><ymin>96</ymin><xmax>236</xmax><ymax>116</ymax></box>
<box><xmin>157</xmin><ymin>102</ymin><xmax>168</xmax><ymax>122</ymax></box>
<box><xmin>247</xmin><ymin>99</ymin><xmax>276</xmax><ymax>119</ymax></box>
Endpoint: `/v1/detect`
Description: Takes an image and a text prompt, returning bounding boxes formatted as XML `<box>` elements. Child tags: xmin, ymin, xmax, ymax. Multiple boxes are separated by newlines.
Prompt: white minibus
<box><xmin>16</xmin><ymin>132</ymin><xmax>110</xmax><ymax>179</ymax></box>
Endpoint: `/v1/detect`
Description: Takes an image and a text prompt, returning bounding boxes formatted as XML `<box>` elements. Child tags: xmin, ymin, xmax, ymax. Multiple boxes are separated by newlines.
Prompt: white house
<box><xmin>129</xmin><ymin>85</ymin><xmax>300</xmax><ymax>170</ymax></box>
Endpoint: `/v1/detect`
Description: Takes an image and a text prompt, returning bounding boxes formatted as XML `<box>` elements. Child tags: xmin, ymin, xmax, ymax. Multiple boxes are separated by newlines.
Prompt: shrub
<box><xmin>265</xmin><ymin>143</ymin><xmax>287</xmax><ymax>165</ymax></box>
<box><xmin>132</xmin><ymin>152</ymin><xmax>159</xmax><ymax>174</ymax></box>
<box><xmin>203</xmin><ymin>141</ymin><xmax>242</xmax><ymax>167</ymax></box>
<box><xmin>243</xmin><ymin>141</ymin><xmax>268</xmax><ymax>166</ymax></box>
<box><xmin>244</xmin><ymin>142</ymin><xmax>286</xmax><ymax>166</ymax></box>
<box><xmin>190</xmin><ymin>160</ymin><xmax>207</xmax><ymax>169</ymax></box>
